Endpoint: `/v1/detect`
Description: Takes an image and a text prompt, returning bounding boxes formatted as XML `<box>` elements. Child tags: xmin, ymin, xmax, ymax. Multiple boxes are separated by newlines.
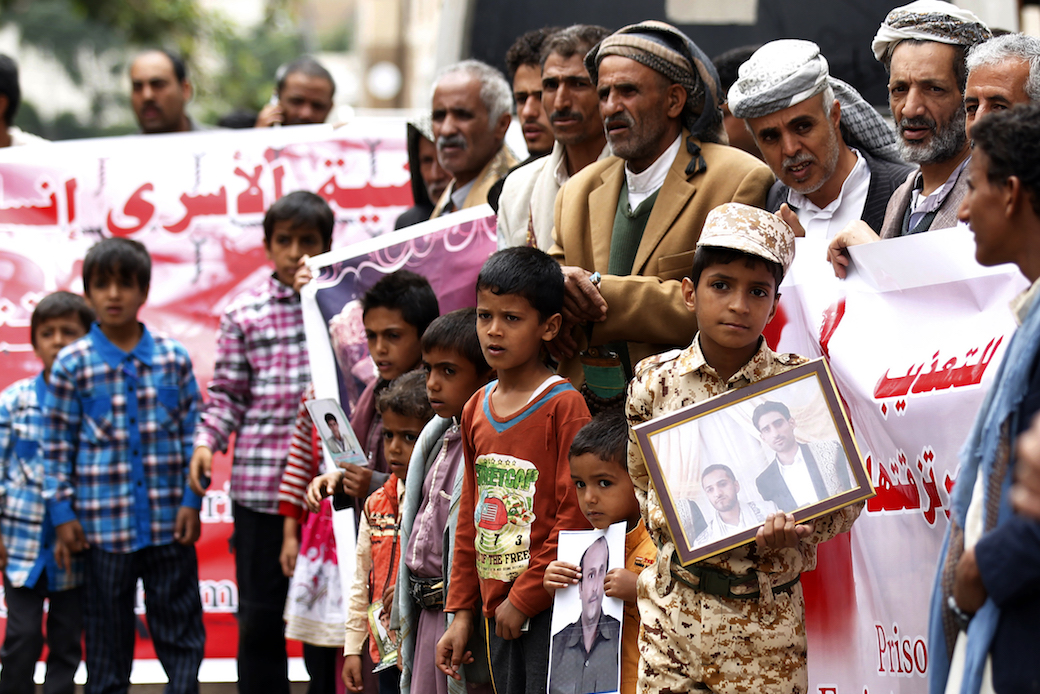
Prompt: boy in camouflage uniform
<box><xmin>625</xmin><ymin>203</ymin><xmax>862</xmax><ymax>693</ymax></box>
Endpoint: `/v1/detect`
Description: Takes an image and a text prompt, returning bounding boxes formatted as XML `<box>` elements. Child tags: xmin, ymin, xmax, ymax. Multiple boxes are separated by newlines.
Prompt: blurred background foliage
<box><xmin>0</xmin><ymin>0</ymin><xmax>350</xmax><ymax>139</ymax></box>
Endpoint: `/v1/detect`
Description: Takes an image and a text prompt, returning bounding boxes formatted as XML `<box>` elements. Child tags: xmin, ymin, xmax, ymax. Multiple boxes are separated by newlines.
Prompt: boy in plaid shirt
<box><xmin>0</xmin><ymin>291</ymin><xmax>93</xmax><ymax>694</ymax></box>
<box><xmin>188</xmin><ymin>191</ymin><xmax>334</xmax><ymax>694</ymax></box>
<box><xmin>44</xmin><ymin>239</ymin><xmax>205</xmax><ymax>694</ymax></box>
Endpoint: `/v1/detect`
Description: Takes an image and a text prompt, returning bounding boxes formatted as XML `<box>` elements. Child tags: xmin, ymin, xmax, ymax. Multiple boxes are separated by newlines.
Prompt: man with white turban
<box><xmin>729</xmin><ymin>39</ymin><xmax>913</xmax><ymax>240</ymax></box>
<box><xmin>548</xmin><ymin>20</ymin><xmax>773</xmax><ymax>394</ymax></box>
<box><xmin>827</xmin><ymin>0</ymin><xmax>990</xmax><ymax>277</ymax></box>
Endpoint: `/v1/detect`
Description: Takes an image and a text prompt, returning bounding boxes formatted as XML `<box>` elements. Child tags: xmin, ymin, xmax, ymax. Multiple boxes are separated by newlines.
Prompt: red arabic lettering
<box><xmin>873</xmin><ymin>338</ymin><xmax>1002</xmax><ymax>399</ymax></box>
<box><xmin>866</xmin><ymin>447</ymin><xmax>947</xmax><ymax>525</ymax></box>
<box><xmin>65</xmin><ymin>178</ymin><xmax>77</xmax><ymax>223</ymax></box>
<box><xmin>317</xmin><ymin>177</ymin><xmax>412</xmax><ymax>209</ymax></box>
<box><xmin>272</xmin><ymin>164</ymin><xmax>285</xmax><ymax>201</ymax></box>
<box><xmin>0</xmin><ymin>181</ymin><xmax>58</xmax><ymax>226</ymax></box>
<box><xmin>106</xmin><ymin>183</ymin><xmax>155</xmax><ymax>237</ymax></box>
<box><xmin>164</xmin><ymin>187</ymin><xmax>228</xmax><ymax>233</ymax></box>
<box><xmin>234</xmin><ymin>166</ymin><xmax>265</xmax><ymax>214</ymax></box>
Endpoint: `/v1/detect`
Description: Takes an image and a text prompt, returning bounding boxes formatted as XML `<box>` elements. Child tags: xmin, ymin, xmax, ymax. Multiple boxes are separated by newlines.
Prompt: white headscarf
<box><xmin>872</xmin><ymin>0</ymin><xmax>991</xmax><ymax>62</ymax></box>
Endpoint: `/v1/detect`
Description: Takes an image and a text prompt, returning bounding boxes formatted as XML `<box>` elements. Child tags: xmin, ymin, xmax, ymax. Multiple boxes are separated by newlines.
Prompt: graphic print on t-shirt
<box><xmin>473</xmin><ymin>453</ymin><xmax>538</xmax><ymax>581</ymax></box>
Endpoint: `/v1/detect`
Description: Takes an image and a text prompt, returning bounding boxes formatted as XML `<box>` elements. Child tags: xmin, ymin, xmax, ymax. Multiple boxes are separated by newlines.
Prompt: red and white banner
<box><xmin>0</xmin><ymin>121</ymin><xmax>413</xmax><ymax>680</ymax></box>
<box><xmin>771</xmin><ymin>230</ymin><xmax>1027</xmax><ymax>694</ymax></box>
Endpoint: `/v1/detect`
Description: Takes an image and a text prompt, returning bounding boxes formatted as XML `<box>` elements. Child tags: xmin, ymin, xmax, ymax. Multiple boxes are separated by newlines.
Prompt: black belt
<box><xmin>409</xmin><ymin>576</ymin><xmax>444</xmax><ymax>610</ymax></box>
<box><xmin>669</xmin><ymin>553</ymin><xmax>799</xmax><ymax>600</ymax></box>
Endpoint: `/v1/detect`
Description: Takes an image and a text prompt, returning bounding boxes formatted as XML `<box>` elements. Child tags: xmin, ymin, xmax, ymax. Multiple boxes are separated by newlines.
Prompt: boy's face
<box><xmin>422</xmin><ymin>346</ymin><xmax>488</xmax><ymax>420</ymax></box>
<box><xmin>85</xmin><ymin>273</ymin><xmax>148</xmax><ymax>333</ymax></box>
<box><xmin>569</xmin><ymin>452</ymin><xmax>641</xmax><ymax>530</ymax></box>
<box><xmin>380</xmin><ymin>410</ymin><xmax>426</xmax><ymax>481</ymax></box>
<box><xmin>682</xmin><ymin>260</ymin><xmax>778</xmax><ymax>361</ymax></box>
<box><xmin>475</xmin><ymin>288</ymin><xmax>560</xmax><ymax>372</ymax></box>
<box><xmin>364</xmin><ymin>307</ymin><xmax>422</xmax><ymax>381</ymax></box>
<box><xmin>265</xmin><ymin>221</ymin><xmax>326</xmax><ymax>288</ymax></box>
<box><xmin>33</xmin><ymin>314</ymin><xmax>89</xmax><ymax>374</ymax></box>
<box><xmin>327</xmin><ymin>418</ymin><xmax>342</xmax><ymax>439</ymax></box>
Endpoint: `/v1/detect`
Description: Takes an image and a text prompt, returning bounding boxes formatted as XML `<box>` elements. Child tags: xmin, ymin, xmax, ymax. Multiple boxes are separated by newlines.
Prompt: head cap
<box><xmin>872</xmin><ymin>0</ymin><xmax>991</xmax><ymax>62</ymax></box>
<box><xmin>697</xmin><ymin>203</ymin><xmax>795</xmax><ymax>275</ymax></box>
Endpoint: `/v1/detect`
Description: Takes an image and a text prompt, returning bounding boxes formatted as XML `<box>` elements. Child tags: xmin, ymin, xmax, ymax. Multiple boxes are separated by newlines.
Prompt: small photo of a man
<box><xmin>752</xmin><ymin>401</ymin><xmax>852</xmax><ymax>512</ymax></box>
<box><xmin>324</xmin><ymin>411</ymin><xmax>347</xmax><ymax>454</ymax></box>
<box><xmin>694</xmin><ymin>464</ymin><xmax>773</xmax><ymax>546</ymax></box>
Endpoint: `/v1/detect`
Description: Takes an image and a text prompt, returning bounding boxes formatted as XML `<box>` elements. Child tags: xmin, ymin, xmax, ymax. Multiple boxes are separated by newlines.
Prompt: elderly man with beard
<box><xmin>497</xmin><ymin>25</ymin><xmax>612</xmax><ymax>250</ymax></box>
<box><xmin>549</xmin><ymin>20</ymin><xmax>773</xmax><ymax>392</ymax></box>
<box><xmin>827</xmin><ymin>0</ymin><xmax>991</xmax><ymax>276</ymax></box>
<box><xmin>728</xmin><ymin>40</ymin><xmax>912</xmax><ymax>240</ymax></box>
<box><xmin>430</xmin><ymin>60</ymin><xmax>518</xmax><ymax>217</ymax></box>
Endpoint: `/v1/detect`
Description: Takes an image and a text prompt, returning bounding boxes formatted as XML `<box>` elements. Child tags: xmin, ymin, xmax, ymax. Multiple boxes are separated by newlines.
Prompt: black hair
<box><xmin>135</xmin><ymin>49</ymin><xmax>187</xmax><ymax>83</ymax></box>
<box><xmin>263</xmin><ymin>191</ymin><xmax>335</xmax><ymax>249</ymax></box>
<box><xmin>376</xmin><ymin>369</ymin><xmax>435</xmax><ymax>423</ymax></box>
<box><xmin>421</xmin><ymin>307</ymin><xmax>491</xmax><ymax>375</ymax></box>
<box><xmin>882</xmin><ymin>39</ymin><xmax>969</xmax><ymax>94</ymax></box>
<box><xmin>579</xmin><ymin>535</ymin><xmax>609</xmax><ymax>577</ymax></box>
<box><xmin>276</xmin><ymin>57</ymin><xmax>336</xmax><ymax>97</ymax></box>
<box><xmin>83</xmin><ymin>238</ymin><xmax>151</xmax><ymax>293</ymax></box>
<box><xmin>0</xmin><ymin>54</ymin><xmax>20</xmax><ymax>123</ymax></box>
<box><xmin>30</xmin><ymin>291</ymin><xmax>95</xmax><ymax>348</ymax></box>
<box><xmin>971</xmin><ymin>102</ymin><xmax>1040</xmax><ymax>217</ymax></box>
<box><xmin>505</xmin><ymin>27</ymin><xmax>561</xmax><ymax>80</ymax></box>
<box><xmin>701</xmin><ymin>463</ymin><xmax>736</xmax><ymax>483</ymax></box>
<box><xmin>689</xmin><ymin>246</ymin><xmax>784</xmax><ymax>293</ymax></box>
<box><xmin>540</xmin><ymin>25</ymin><xmax>612</xmax><ymax>67</ymax></box>
<box><xmin>569</xmin><ymin>408</ymin><xmax>628</xmax><ymax>471</ymax></box>
<box><xmin>711</xmin><ymin>45</ymin><xmax>761</xmax><ymax>94</ymax></box>
<box><xmin>476</xmin><ymin>247</ymin><xmax>563</xmax><ymax>321</ymax></box>
<box><xmin>324</xmin><ymin>412</ymin><xmax>338</xmax><ymax>424</ymax></box>
<box><xmin>362</xmin><ymin>270</ymin><xmax>440</xmax><ymax>338</ymax></box>
<box><xmin>751</xmin><ymin>401</ymin><xmax>792</xmax><ymax>430</ymax></box>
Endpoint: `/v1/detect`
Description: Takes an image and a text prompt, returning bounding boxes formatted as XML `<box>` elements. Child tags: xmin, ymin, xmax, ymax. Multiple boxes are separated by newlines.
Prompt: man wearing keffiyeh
<box><xmin>548</xmin><ymin>20</ymin><xmax>773</xmax><ymax>387</ymax></box>
<box><xmin>826</xmin><ymin>0</ymin><xmax>991</xmax><ymax>277</ymax></box>
<box><xmin>728</xmin><ymin>39</ymin><xmax>913</xmax><ymax>240</ymax></box>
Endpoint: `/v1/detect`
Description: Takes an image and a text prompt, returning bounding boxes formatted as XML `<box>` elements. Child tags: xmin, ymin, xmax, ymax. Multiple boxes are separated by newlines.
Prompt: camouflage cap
<box><xmin>697</xmin><ymin>203</ymin><xmax>795</xmax><ymax>274</ymax></box>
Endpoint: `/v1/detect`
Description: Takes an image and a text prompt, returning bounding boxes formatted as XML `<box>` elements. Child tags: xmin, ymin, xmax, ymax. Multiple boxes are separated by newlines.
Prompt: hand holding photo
<box><xmin>633</xmin><ymin>358</ymin><xmax>873</xmax><ymax>565</ymax></box>
<box><xmin>305</xmin><ymin>398</ymin><xmax>366</xmax><ymax>472</ymax></box>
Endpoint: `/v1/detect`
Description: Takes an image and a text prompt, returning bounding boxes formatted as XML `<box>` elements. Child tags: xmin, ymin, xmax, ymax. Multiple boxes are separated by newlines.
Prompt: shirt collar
<box><xmin>558</xmin><ymin>610</ymin><xmax>620</xmax><ymax>648</ymax></box>
<box><xmin>268</xmin><ymin>273</ymin><xmax>298</xmax><ymax>301</ymax></box>
<box><xmin>911</xmin><ymin>156</ymin><xmax>969</xmax><ymax>215</ymax></box>
<box><xmin>450</xmin><ymin>178</ymin><xmax>477</xmax><ymax>210</ymax></box>
<box><xmin>788</xmin><ymin>148</ymin><xmax>868</xmax><ymax>216</ymax></box>
<box><xmin>624</xmin><ymin>134</ymin><xmax>682</xmax><ymax>198</ymax></box>
<box><xmin>675</xmin><ymin>333</ymin><xmax>776</xmax><ymax>386</ymax></box>
<box><xmin>33</xmin><ymin>371</ymin><xmax>48</xmax><ymax>403</ymax></box>
<box><xmin>554</xmin><ymin>141</ymin><xmax>613</xmax><ymax>187</ymax></box>
<box><xmin>89</xmin><ymin>322</ymin><xmax>155</xmax><ymax>370</ymax></box>
<box><xmin>1012</xmin><ymin>275</ymin><xmax>1040</xmax><ymax>325</ymax></box>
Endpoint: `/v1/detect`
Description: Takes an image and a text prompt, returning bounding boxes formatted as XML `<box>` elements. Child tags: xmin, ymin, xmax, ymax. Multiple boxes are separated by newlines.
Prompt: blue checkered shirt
<box><xmin>0</xmin><ymin>373</ymin><xmax>83</xmax><ymax>590</ymax></box>
<box><xmin>43</xmin><ymin>324</ymin><xmax>203</xmax><ymax>554</ymax></box>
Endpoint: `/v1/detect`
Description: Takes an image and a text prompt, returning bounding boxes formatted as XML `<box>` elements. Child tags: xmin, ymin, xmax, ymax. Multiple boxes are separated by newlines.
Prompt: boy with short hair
<box><xmin>625</xmin><ymin>203</ymin><xmax>861</xmax><ymax>694</ymax></box>
<box><xmin>0</xmin><ymin>291</ymin><xmax>94</xmax><ymax>694</ymax></box>
<box><xmin>343</xmin><ymin>370</ymin><xmax>435</xmax><ymax>694</ymax></box>
<box><xmin>44</xmin><ymin>238</ymin><xmax>207</xmax><ymax>694</ymax></box>
<box><xmin>190</xmin><ymin>190</ymin><xmax>334</xmax><ymax>694</ymax></box>
<box><xmin>305</xmin><ymin>269</ymin><xmax>439</xmax><ymax>507</ymax></box>
<box><xmin>542</xmin><ymin>408</ymin><xmax>653</xmax><ymax>694</ymax></box>
<box><xmin>394</xmin><ymin>308</ymin><xmax>494</xmax><ymax>694</ymax></box>
<box><xmin>436</xmin><ymin>247</ymin><xmax>592</xmax><ymax>694</ymax></box>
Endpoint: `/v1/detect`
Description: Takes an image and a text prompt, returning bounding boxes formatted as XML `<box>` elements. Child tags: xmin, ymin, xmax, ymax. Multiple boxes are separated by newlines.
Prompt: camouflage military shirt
<box><xmin>625</xmin><ymin>335</ymin><xmax>862</xmax><ymax>693</ymax></box>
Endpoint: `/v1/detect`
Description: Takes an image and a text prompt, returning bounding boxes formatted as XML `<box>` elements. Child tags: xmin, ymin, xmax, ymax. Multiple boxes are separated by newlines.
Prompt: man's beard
<box><xmin>897</xmin><ymin>108</ymin><xmax>967</xmax><ymax>165</ymax></box>
<box><xmin>782</xmin><ymin>126</ymin><xmax>841</xmax><ymax>196</ymax></box>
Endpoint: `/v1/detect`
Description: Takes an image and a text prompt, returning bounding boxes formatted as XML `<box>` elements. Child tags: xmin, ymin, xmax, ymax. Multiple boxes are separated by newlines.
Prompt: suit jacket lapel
<box><xmin>634</xmin><ymin>132</ymin><xmax>696</xmax><ymax>273</ymax></box>
<box><xmin>589</xmin><ymin>160</ymin><xmax>625</xmax><ymax>272</ymax></box>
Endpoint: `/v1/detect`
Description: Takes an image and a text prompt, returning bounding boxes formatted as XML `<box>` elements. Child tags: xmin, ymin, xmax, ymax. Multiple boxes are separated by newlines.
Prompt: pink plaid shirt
<box><xmin>195</xmin><ymin>274</ymin><xmax>310</xmax><ymax>514</ymax></box>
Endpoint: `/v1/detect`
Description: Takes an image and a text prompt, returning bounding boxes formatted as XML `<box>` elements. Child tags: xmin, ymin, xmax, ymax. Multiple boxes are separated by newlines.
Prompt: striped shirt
<box><xmin>0</xmin><ymin>374</ymin><xmax>82</xmax><ymax>589</ymax></box>
<box><xmin>194</xmin><ymin>274</ymin><xmax>310</xmax><ymax>514</ymax></box>
<box><xmin>44</xmin><ymin>324</ymin><xmax>203</xmax><ymax>554</ymax></box>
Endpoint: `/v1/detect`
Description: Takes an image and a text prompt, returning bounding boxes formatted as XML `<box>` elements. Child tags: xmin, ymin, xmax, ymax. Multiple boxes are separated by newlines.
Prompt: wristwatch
<box><xmin>947</xmin><ymin>595</ymin><xmax>972</xmax><ymax>630</ymax></box>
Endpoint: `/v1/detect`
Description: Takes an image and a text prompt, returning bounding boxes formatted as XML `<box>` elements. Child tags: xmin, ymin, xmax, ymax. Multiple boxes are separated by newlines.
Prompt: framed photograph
<box><xmin>367</xmin><ymin>601</ymin><xmax>399</xmax><ymax>672</ymax></box>
<box><xmin>305</xmin><ymin>397</ymin><xmax>366</xmax><ymax>472</ymax></box>
<box><xmin>546</xmin><ymin>524</ymin><xmax>625</xmax><ymax>694</ymax></box>
<box><xmin>632</xmin><ymin>358</ymin><xmax>873</xmax><ymax>566</ymax></box>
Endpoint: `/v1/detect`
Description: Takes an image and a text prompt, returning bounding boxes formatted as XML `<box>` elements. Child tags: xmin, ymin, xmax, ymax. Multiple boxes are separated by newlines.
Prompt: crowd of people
<box><xmin>2</xmin><ymin>2</ymin><xmax>1040</xmax><ymax>694</ymax></box>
